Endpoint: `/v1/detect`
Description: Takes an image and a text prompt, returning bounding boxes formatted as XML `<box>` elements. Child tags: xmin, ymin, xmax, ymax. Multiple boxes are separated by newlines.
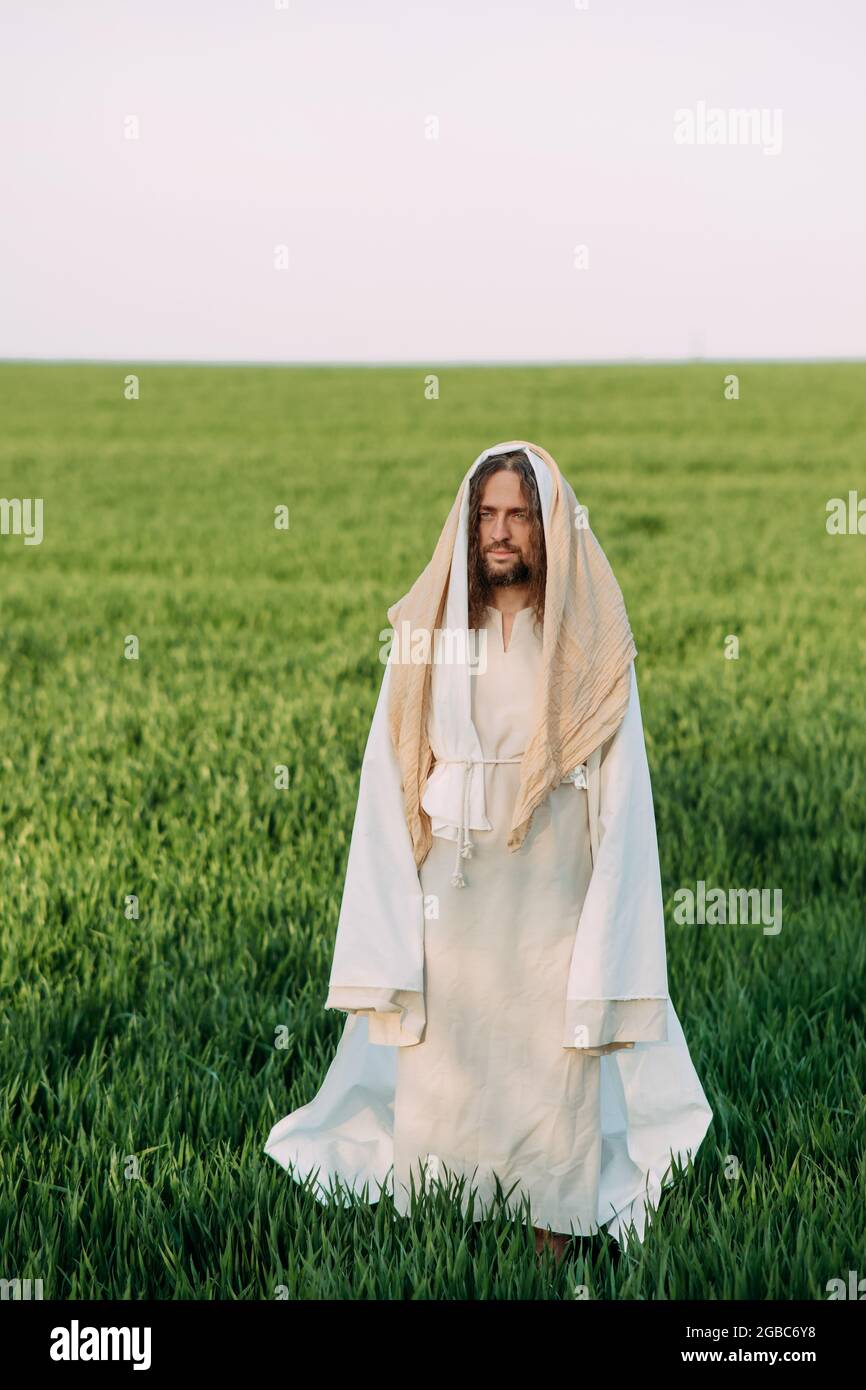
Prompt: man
<box><xmin>265</xmin><ymin>440</ymin><xmax>713</xmax><ymax>1265</ymax></box>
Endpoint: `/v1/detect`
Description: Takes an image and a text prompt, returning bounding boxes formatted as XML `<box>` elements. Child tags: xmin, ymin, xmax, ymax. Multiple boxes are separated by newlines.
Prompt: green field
<box><xmin>1</xmin><ymin>361</ymin><xmax>864</xmax><ymax>1299</ymax></box>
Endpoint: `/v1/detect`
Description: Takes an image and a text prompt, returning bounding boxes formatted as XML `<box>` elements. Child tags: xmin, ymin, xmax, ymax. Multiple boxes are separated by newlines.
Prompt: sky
<box><xmin>1</xmin><ymin>0</ymin><xmax>864</xmax><ymax>362</ymax></box>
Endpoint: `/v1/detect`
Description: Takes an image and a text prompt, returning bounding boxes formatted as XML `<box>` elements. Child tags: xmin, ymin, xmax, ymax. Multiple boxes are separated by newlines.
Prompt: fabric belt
<box><xmin>435</xmin><ymin>756</ymin><xmax>525</xmax><ymax>888</ymax></box>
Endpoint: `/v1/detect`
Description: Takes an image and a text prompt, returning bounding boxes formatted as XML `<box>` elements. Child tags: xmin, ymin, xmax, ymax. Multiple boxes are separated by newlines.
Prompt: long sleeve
<box><xmin>563</xmin><ymin>662</ymin><xmax>670</xmax><ymax>1049</ymax></box>
<box><xmin>324</xmin><ymin>655</ymin><xmax>427</xmax><ymax>1046</ymax></box>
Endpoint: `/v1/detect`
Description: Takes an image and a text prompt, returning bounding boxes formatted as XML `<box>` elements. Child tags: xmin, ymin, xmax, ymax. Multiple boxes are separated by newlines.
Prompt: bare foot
<box><xmin>533</xmin><ymin>1225</ymin><xmax>571</xmax><ymax>1266</ymax></box>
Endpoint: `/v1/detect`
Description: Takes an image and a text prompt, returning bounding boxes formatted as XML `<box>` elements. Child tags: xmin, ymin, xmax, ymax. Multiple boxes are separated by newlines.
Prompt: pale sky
<box><xmin>1</xmin><ymin>0</ymin><xmax>864</xmax><ymax>361</ymax></box>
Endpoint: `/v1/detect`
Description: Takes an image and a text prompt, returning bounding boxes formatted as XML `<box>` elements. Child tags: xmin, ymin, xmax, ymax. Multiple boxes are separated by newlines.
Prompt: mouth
<box><xmin>488</xmin><ymin>548</ymin><xmax>517</xmax><ymax>559</ymax></box>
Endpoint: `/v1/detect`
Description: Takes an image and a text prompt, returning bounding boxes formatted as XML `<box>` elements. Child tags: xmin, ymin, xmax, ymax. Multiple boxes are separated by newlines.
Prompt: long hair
<box><xmin>466</xmin><ymin>450</ymin><xmax>547</xmax><ymax>631</ymax></box>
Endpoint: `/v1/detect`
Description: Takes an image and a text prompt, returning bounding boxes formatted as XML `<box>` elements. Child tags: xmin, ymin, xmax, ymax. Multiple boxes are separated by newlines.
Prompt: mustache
<box><xmin>485</xmin><ymin>543</ymin><xmax>519</xmax><ymax>553</ymax></box>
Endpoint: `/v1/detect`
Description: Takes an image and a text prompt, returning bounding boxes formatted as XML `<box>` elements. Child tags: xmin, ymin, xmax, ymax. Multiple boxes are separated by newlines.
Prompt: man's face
<box><xmin>477</xmin><ymin>470</ymin><xmax>533</xmax><ymax>586</ymax></box>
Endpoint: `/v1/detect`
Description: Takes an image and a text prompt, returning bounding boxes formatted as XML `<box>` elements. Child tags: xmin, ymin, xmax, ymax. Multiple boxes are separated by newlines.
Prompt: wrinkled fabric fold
<box><xmin>565</xmin><ymin>998</ymin><xmax>668</xmax><ymax>1050</ymax></box>
<box><xmin>325</xmin><ymin>986</ymin><xmax>426</xmax><ymax>1046</ymax></box>
<box><xmin>324</xmin><ymin>656</ymin><xmax>427</xmax><ymax>1046</ymax></box>
<box><xmin>563</xmin><ymin>663</ymin><xmax>671</xmax><ymax>1045</ymax></box>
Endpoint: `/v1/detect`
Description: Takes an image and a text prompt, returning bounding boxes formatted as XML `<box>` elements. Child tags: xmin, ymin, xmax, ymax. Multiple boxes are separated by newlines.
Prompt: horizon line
<box><xmin>1</xmin><ymin>355</ymin><xmax>865</xmax><ymax>368</ymax></box>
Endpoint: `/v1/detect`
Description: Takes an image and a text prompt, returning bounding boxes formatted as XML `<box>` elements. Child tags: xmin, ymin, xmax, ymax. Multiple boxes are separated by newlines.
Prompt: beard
<box><xmin>480</xmin><ymin>548</ymin><xmax>533</xmax><ymax>589</ymax></box>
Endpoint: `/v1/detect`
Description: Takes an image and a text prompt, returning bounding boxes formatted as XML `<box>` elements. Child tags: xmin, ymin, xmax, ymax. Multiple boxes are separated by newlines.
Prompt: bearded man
<box><xmin>265</xmin><ymin>440</ymin><xmax>712</xmax><ymax>1264</ymax></box>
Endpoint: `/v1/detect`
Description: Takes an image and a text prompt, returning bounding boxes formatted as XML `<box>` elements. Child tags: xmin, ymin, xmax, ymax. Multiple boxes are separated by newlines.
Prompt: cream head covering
<box><xmin>386</xmin><ymin>440</ymin><xmax>637</xmax><ymax>873</ymax></box>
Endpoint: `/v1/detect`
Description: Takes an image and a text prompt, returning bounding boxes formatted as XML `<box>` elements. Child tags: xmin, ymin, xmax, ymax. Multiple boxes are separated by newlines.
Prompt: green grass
<box><xmin>1</xmin><ymin>361</ymin><xmax>864</xmax><ymax>1298</ymax></box>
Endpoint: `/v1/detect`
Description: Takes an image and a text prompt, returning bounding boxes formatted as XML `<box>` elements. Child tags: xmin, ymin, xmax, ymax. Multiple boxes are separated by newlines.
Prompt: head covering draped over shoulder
<box><xmin>385</xmin><ymin>439</ymin><xmax>637</xmax><ymax>869</ymax></box>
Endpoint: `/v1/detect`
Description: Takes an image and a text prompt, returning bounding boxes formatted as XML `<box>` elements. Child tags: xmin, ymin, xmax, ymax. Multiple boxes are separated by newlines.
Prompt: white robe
<box><xmin>264</xmin><ymin>636</ymin><xmax>713</xmax><ymax>1247</ymax></box>
<box><xmin>390</xmin><ymin>603</ymin><xmax>610</xmax><ymax>1235</ymax></box>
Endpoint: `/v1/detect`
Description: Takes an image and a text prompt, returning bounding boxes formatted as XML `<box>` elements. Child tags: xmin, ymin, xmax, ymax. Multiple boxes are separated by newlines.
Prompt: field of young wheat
<box><xmin>1</xmin><ymin>361</ymin><xmax>864</xmax><ymax>1298</ymax></box>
